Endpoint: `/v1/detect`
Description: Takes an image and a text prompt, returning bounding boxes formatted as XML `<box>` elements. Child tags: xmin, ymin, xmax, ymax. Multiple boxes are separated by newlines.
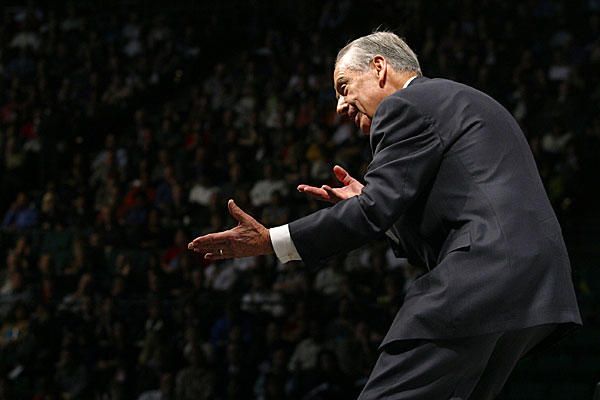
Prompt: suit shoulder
<box><xmin>401</xmin><ymin>78</ymin><xmax>496</xmax><ymax>104</ymax></box>
<box><xmin>373</xmin><ymin>78</ymin><xmax>460</xmax><ymax>123</ymax></box>
<box><xmin>373</xmin><ymin>91</ymin><xmax>430</xmax><ymax>127</ymax></box>
<box><xmin>397</xmin><ymin>78</ymin><xmax>509</xmax><ymax>119</ymax></box>
<box><xmin>401</xmin><ymin>78</ymin><xmax>473</xmax><ymax>98</ymax></box>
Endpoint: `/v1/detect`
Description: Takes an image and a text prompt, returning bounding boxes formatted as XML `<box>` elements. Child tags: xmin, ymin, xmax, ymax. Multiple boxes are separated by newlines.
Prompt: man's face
<box><xmin>333</xmin><ymin>56</ymin><xmax>387</xmax><ymax>135</ymax></box>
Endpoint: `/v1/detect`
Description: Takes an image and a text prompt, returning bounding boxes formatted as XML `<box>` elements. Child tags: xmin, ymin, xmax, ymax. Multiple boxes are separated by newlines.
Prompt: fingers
<box><xmin>322</xmin><ymin>185</ymin><xmax>342</xmax><ymax>203</ymax></box>
<box><xmin>187</xmin><ymin>231</ymin><xmax>230</xmax><ymax>253</ymax></box>
<box><xmin>204</xmin><ymin>250</ymin><xmax>230</xmax><ymax>261</ymax></box>
<box><xmin>297</xmin><ymin>184</ymin><xmax>332</xmax><ymax>202</ymax></box>
<box><xmin>333</xmin><ymin>165</ymin><xmax>354</xmax><ymax>185</ymax></box>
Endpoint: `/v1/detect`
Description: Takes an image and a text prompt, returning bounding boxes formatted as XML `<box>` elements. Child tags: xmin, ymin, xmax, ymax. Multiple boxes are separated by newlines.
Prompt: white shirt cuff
<box><xmin>269</xmin><ymin>224</ymin><xmax>302</xmax><ymax>263</ymax></box>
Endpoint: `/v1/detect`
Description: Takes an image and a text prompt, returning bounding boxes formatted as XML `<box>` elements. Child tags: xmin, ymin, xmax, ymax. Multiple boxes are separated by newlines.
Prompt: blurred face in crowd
<box><xmin>334</xmin><ymin>52</ymin><xmax>394</xmax><ymax>135</ymax></box>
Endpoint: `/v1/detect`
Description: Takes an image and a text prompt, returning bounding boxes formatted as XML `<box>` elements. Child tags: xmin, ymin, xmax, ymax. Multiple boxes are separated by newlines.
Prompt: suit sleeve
<box><xmin>289</xmin><ymin>95</ymin><xmax>444</xmax><ymax>265</ymax></box>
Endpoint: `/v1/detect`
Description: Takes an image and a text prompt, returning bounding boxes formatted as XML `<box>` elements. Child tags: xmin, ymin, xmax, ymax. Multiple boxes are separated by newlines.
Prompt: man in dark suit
<box><xmin>188</xmin><ymin>32</ymin><xmax>582</xmax><ymax>399</ymax></box>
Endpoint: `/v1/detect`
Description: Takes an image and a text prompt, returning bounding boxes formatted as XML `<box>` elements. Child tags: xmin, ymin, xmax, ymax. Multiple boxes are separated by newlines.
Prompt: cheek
<box><xmin>347</xmin><ymin>80</ymin><xmax>364</xmax><ymax>103</ymax></box>
<box><xmin>353</xmin><ymin>84</ymin><xmax>375</xmax><ymax>114</ymax></box>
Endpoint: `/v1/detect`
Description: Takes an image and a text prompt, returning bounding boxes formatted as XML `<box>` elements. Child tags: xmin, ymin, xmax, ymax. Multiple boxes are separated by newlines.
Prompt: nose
<box><xmin>336</xmin><ymin>95</ymin><xmax>349</xmax><ymax>115</ymax></box>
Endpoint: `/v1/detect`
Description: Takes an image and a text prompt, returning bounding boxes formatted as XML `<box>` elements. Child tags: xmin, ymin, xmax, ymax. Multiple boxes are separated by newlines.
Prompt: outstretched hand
<box><xmin>297</xmin><ymin>165</ymin><xmax>364</xmax><ymax>204</ymax></box>
<box><xmin>187</xmin><ymin>200</ymin><xmax>273</xmax><ymax>260</ymax></box>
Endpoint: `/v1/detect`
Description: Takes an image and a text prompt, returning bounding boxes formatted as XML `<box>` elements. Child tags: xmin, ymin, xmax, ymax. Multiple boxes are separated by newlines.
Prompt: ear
<box><xmin>372</xmin><ymin>55</ymin><xmax>387</xmax><ymax>88</ymax></box>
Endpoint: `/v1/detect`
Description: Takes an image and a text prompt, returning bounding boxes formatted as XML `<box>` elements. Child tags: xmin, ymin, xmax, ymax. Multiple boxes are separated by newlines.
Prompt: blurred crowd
<box><xmin>0</xmin><ymin>0</ymin><xmax>598</xmax><ymax>399</ymax></box>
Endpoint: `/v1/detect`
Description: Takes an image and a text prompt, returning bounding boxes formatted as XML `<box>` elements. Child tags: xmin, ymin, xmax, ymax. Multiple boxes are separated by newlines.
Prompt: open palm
<box><xmin>297</xmin><ymin>165</ymin><xmax>364</xmax><ymax>204</ymax></box>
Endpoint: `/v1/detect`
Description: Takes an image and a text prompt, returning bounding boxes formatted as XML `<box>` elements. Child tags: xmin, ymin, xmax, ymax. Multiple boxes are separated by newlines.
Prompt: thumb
<box><xmin>228</xmin><ymin>199</ymin><xmax>248</xmax><ymax>223</ymax></box>
<box><xmin>333</xmin><ymin>165</ymin><xmax>353</xmax><ymax>185</ymax></box>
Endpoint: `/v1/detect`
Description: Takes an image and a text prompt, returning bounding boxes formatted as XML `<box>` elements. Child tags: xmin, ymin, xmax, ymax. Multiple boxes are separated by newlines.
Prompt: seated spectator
<box><xmin>1</xmin><ymin>192</ymin><xmax>37</xmax><ymax>230</ymax></box>
<box><xmin>0</xmin><ymin>269</ymin><xmax>32</xmax><ymax>315</ymax></box>
<box><xmin>288</xmin><ymin>320</ymin><xmax>328</xmax><ymax>373</ymax></box>
<box><xmin>334</xmin><ymin>320</ymin><xmax>377</xmax><ymax>383</ymax></box>
<box><xmin>210</xmin><ymin>302</ymin><xmax>253</xmax><ymax>352</ymax></box>
<box><xmin>188</xmin><ymin>174</ymin><xmax>219</xmax><ymax>207</ymax></box>
<box><xmin>180</xmin><ymin>325</ymin><xmax>214</xmax><ymax>365</ymax></box>
<box><xmin>154</xmin><ymin>165</ymin><xmax>177</xmax><ymax>212</ymax></box>
<box><xmin>175</xmin><ymin>345</ymin><xmax>216</xmax><ymax>400</ymax></box>
<box><xmin>10</xmin><ymin>236</ymin><xmax>32</xmax><ymax>262</ymax></box>
<box><xmin>241</xmin><ymin>273</ymin><xmax>285</xmax><ymax>318</ymax></box>
<box><xmin>219</xmin><ymin>162</ymin><xmax>245</xmax><ymax>201</ymax></box>
<box><xmin>261</xmin><ymin>191</ymin><xmax>289</xmax><ymax>227</ymax></box>
<box><xmin>216</xmin><ymin>341</ymin><xmax>254</xmax><ymax>399</ymax></box>
<box><xmin>58</xmin><ymin>273</ymin><xmax>94</xmax><ymax>316</ymax></box>
<box><xmin>90</xmin><ymin>149</ymin><xmax>119</xmax><ymax>187</ymax></box>
<box><xmin>54</xmin><ymin>348</ymin><xmax>89</xmax><ymax>399</ymax></box>
<box><xmin>137</xmin><ymin>331</ymin><xmax>169</xmax><ymax>394</ymax></box>
<box><xmin>68</xmin><ymin>193</ymin><xmax>91</xmax><ymax>228</ymax></box>
<box><xmin>137</xmin><ymin>373</ymin><xmax>173</xmax><ymax>400</ymax></box>
<box><xmin>95</xmin><ymin>205</ymin><xmax>124</xmax><ymax>248</ymax></box>
<box><xmin>63</xmin><ymin>237</ymin><xmax>86</xmax><ymax>278</ymax></box>
<box><xmin>141</xmin><ymin>208</ymin><xmax>163</xmax><ymax>249</ymax></box>
<box><xmin>0</xmin><ymin>302</ymin><xmax>30</xmax><ymax>348</ymax></box>
<box><xmin>95</xmin><ymin>177</ymin><xmax>120</xmax><ymax>212</ymax></box>
<box><xmin>160</xmin><ymin>228</ymin><xmax>188</xmax><ymax>274</ymax></box>
<box><xmin>39</xmin><ymin>188</ymin><xmax>66</xmax><ymax>230</ymax></box>
<box><xmin>123</xmin><ymin>192</ymin><xmax>149</xmax><ymax>227</ymax></box>
<box><xmin>314</xmin><ymin>257</ymin><xmax>347</xmax><ymax>298</ymax></box>
<box><xmin>295</xmin><ymin>349</ymin><xmax>350</xmax><ymax>400</ymax></box>
<box><xmin>39</xmin><ymin>275</ymin><xmax>56</xmax><ymax>306</ymax></box>
<box><xmin>272</xmin><ymin>261</ymin><xmax>309</xmax><ymax>295</ymax></box>
<box><xmin>162</xmin><ymin>182</ymin><xmax>191</xmax><ymax>228</ymax></box>
<box><xmin>326</xmin><ymin>297</ymin><xmax>355</xmax><ymax>342</ymax></box>
<box><xmin>92</xmin><ymin>134</ymin><xmax>128</xmax><ymax>180</ymax></box>
<box><xmin>118</xmin><ymin>178</ymin><xmax>155</xmax><ymax>223</ymax></box>
<box><xmin>3</xmin><ymin>131</ymin><xmax>25</xmax><ymax>180</ymax></box>
<box><xmin>205</xmin><ymin>259</ymin><xmax>238</xmax><ymax>292</ymax></box>
<box><xmin>281</xmin><ymin>300</ymin><xmax>309</xmax><ymax>343</ymax></box>
<box><xmin>254</xmin><ymin>347</ymin><xmax>291</xmax><ymax>400</ymax></box>
<box><xmin>249</xmin><ymin>163</ymin><xmax>288</xmax><ymax>208</ymax></box>
<box><xmin>95</xmin><ymin>320</ymin><xmax>134</xmax><ymax>398</ymax></box>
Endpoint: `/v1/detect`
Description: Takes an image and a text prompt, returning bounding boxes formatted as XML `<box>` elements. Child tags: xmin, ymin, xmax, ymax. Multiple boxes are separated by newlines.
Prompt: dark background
<box><xmin>0</xmin><ymin>0</ymin><xmax>598</xmax><ymax>399</ymax></box>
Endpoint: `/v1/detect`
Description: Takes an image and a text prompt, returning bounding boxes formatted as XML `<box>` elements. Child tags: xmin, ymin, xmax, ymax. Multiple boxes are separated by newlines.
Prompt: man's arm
<box><xmin>269</xmin><ymin>164</ymin><xmax>364</xmax><ymax>263</ymax></box>
<box><xmin>271</xmin><ymin>163</ymin><xmax>403</xmax><ymax>264</ymax></box>
<box><xmin>188</xmin><ymin>96</ymin><xmax>443</xmax><ymax>263</ymax></box>
<box><xmin>188</xmin><ymin>164</ymin><xmax>365</xmax><ymax>262</ymax></box>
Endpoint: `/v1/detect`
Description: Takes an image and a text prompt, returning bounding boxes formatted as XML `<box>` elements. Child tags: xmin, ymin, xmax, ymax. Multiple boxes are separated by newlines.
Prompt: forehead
<box><xmin>333</xmin><ymin>65</ymin><xmax>366</xmax><ymax>101</ymax></box>
<box><xmin>332</xmin><ymin>68</ymin><xmax>347</xmax><ymax>99</ymax></box>
<box><xmin>333</xmin><ymin>52</ymin><xmax>353</xmax><ymax>83</ymax></box>
<box><xmin>333</xmin><ymin>63</ymin><xmax>357</xmax><ymax>91</ymax></box>
<box><xmin>332</xmin><ymin>66</ymin><xmax>345</xmax><ymax>86</ymax></box>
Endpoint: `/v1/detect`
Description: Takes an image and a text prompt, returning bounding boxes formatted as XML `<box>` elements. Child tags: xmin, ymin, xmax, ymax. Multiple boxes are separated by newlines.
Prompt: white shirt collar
<box><xmin>403</xmin><ymin>75</ymin><xmax>418</xmax><ymax>89</ymax></box>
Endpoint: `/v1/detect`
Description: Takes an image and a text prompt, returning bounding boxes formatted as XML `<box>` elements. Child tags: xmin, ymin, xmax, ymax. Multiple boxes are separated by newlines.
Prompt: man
<box><xmin>188</xmin><ymin>32</ymin><xmax>582</xmax><ymax>399</ymax></box>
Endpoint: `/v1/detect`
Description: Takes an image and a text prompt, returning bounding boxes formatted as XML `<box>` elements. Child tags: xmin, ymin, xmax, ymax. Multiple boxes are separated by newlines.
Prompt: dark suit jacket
<box><xmin>289</xmin><ymin>77</ymin><xmax>582</xmax><ymax>348</ymax></box>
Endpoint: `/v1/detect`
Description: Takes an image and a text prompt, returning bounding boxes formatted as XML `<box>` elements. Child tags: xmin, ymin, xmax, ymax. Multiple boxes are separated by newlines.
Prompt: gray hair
<box><xmin>336</xmin><ymin>32</ymin><xmax>422</xmax><ymax>75</ymax></box>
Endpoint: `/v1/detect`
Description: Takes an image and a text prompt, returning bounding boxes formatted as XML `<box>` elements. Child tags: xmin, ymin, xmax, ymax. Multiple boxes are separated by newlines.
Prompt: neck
<box><xmin>388</xmin><ymin>70</ymin><xmax>418</xmax><ymax>92</ymax></box>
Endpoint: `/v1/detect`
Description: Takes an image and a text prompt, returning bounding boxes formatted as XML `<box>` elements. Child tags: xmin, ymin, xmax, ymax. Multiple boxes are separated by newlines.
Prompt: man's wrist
<box><xmin>263</xmin><ymin>228</ymin><xmax>275</xmax><ymax>255</ymax></box>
